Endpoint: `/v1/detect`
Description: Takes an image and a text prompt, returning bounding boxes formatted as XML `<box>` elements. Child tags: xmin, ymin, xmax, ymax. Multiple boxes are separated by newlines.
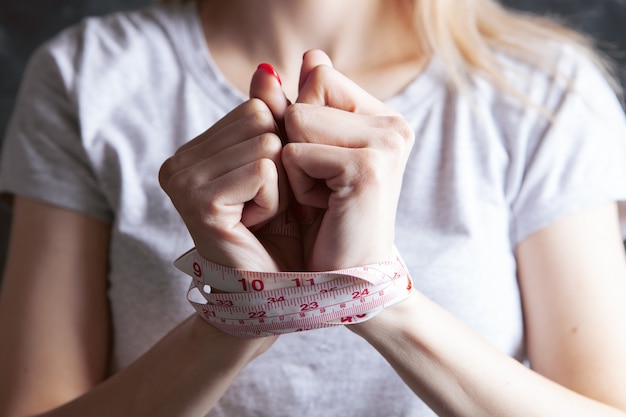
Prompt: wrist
<box><xmin>187</xmin><ymin>315</ymin><xmax>277</xmax><ymax>367</ymax></box>
<box><xmin>347</xmin><ymin>290</ymin><xmax>421</xmax><ymax>342</ymax></box>
<box><xmin>123</xmin><ymin>316</ymin><xmax>278</xmax><ymax>416</ymax></box>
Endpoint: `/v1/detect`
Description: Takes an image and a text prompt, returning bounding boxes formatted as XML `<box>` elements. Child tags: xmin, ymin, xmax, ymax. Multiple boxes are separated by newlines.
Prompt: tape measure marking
<box><xmin>175</xmin><ymin>247</ymin><xmax>412</xmax><ymax>337</ymax></box>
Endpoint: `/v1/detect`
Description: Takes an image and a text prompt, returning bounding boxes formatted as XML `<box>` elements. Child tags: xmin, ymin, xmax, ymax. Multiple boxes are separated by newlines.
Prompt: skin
<box><xmin>1</xmin><ymin>1</ymin><xmax>626</xmax><ymax>416</ymax></box>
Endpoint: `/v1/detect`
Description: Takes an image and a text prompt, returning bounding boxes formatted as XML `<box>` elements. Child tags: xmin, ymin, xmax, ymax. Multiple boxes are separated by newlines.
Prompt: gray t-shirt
<box><xmin>2</xmin><ymin>3</ymin><xmax>626</xmax><ymax>416</ymax></box>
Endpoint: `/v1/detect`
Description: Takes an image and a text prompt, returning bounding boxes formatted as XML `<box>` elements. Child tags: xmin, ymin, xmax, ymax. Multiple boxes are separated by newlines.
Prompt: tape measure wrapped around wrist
<box><xmin>174</xmin><ymin>247</ymin><xmax>413</xmax><ymax>338</ymax></box>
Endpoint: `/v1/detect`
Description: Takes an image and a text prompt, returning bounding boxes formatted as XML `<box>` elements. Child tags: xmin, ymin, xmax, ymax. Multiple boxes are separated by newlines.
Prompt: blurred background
<box><xmin>1</xmin><ymin>0</ymin><xmax>625</xmax><ymax>277</ymax></box>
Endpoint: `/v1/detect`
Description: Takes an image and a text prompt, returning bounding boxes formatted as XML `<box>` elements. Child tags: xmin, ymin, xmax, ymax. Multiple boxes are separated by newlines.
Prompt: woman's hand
<box><xmin>159</xmin><ymin>66</ymin><xmax>300</xmax><ymax>271</ymax></box>
<box><xmin>284</xmin><ymin>50</ymin><xmax>415</xmax><ymax>271</ymax></box>
<box><xmin>159</xmin><ymin>51</ymin><xmax>415</xmax><ymax>274</ymax></box>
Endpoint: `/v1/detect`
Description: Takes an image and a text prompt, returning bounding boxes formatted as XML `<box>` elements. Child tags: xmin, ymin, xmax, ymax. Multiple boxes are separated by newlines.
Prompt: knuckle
<box><xmin>358</xmin><ymin>149</ymin><xmax>387</xmax><ymax>181</ymax></box>
<box><xmin>284</xmin><ymin>104</ymin><xmax>310</xmax><ymax>135</ymax></box>
<box><xmin>308</xmin><ymin>64</ymin><xmax>333</xmax><ymax>87</ymax></box>
<box><xmin>247</xmin><ymin>97</ymin><xmax>270</xmax><ymax>114</ymax></box>
<box><xmin>398</xmin><ymin>120</ymin><xmax>415</xmax><ymax>146</ymax></box>
<box><xmin>201</xmin><ymin>198</ymin><xmax>223</xmax><ymax>223</ymax></box>
<box><xmin>280</xmin><ymin>143</ymin><xmax>299</xmax><ymax>169</ymax></box>
<box><xmin>284</xmin><ymin>103</ymin><xmax>300</xmax><ymax>122</ymax></box>
<box><xmin>167</xmin><ymin>169</ymin><xmax>203</xmax><ymax>202</ymax></box>
<box><xmin>381</xmin><ymin>115</ymin><xmax>414</xmax><ymax>143</ymax></box>
<box><xmin>172</xmin><ymin>176</ymin><xmax>224</xmax><ymax>229</ymax></box>
<box><xmin>377</xmin><ymin>116</ymin><xmax>415</xmax><ymax>158</ymax></box>
<box><xmin>301</xmin><ymin>66</ymin><xmax>334</xmax><ymax>105</ymax></box>
<box><xmin>247</xmin><ymin>158</ymin><xmax>279</xmax><ymax>184</ymax></box>
<box><xmin>348</xmin><ymin>148</ymin><xmax>399</xmax><ymax>193</ymax></box>
<box><xmin>158</xmin><ymin>156</ymin><xmax>178</xmax><ymax>191</ymax></box>
<box><xmin>255</xmin><ymin>133</ymin><xmax>282</xmax><ymax>155</ymax></box>
<box><xmin>247</xmin><ymin>109</ymin><xmax>275</xmax><ymax>132</ymax></box>
<box><xmin>281</xmin><ymin>142</ymin><xmax>298</xmax><ymax>157</ymax></box>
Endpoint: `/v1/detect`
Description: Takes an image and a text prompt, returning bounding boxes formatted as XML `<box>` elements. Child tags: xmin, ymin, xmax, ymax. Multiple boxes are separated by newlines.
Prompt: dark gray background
<box><xmin>1</xmin><ymin>0</ymin><xmax>625</xmax><ymax>274</ymax></box>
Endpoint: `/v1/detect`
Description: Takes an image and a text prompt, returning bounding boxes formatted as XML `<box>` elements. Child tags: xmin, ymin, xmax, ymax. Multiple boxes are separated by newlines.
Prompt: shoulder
<box><xmin>487</xmin><ymin>41</ymin><xmax>622</xmax><ymax>124</ymax></box>
<box><xmin>483</xmin><ymin>42</ymin><xmax>626</xmax><ymax>243</ymax></box>
<box><xmin>25</xmin><ymin>3</ymin><xmax>194</xmax><ymax>96</ymax></box>
<box><xmin>459</xmin><ymin>40</ymin><xmax>625</xmax><ymax>161</ymax></box>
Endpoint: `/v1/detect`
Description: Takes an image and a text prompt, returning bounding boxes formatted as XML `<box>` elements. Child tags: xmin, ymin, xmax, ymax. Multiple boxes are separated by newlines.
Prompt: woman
<box><xmin>1</xmin><ymin>0</ymin><xmax>626</xmax><ymax>416</ymax></box>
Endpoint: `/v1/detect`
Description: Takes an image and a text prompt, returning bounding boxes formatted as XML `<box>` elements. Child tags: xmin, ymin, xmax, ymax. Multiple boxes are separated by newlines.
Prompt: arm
<box><xmin>350</xmin><ymin>202</ymin><xmax>626</xmax><ymax>416</ymax></box>
<box><xmin>289</xmin><ymin>50</ymin><xmax>626</xmax><ymax>416</ymax></box>
<box><xmin>0</xmin><ymin>197</ymin><xmax>273</xmax><ymax>417</ymax></box>
<box><xmin>0</xmin><ymin>62</ymin><xmax>295</xmax><ymax>417</ymax></box>
<box><xmin>0</xmin><ymin>196</ymin><xmax>111</xmax><ymax>416</ymax></box>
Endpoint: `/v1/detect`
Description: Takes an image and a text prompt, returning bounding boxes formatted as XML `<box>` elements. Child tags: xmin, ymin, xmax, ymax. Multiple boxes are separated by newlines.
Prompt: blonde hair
<box><xmin>163</xmin><ymin>0</ymin><xmax>622</xmax><ymax>104</ymax></box>
<box><xmin>411</xmin><ymin>0</ymin><xmax>622</xmax><ymax>104</ymax></box>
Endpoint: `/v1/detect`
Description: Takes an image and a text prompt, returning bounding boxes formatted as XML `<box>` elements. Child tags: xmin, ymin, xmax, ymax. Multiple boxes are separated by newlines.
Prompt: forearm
<box><xmin>37</xmin><ymin>316</ymin><xmax>274</xmax><ymax>417</ymax></box>
<box><xmin>352</xmin><ymin>291</ymin><xmax>626</xmax><ymax>417</ymax></box>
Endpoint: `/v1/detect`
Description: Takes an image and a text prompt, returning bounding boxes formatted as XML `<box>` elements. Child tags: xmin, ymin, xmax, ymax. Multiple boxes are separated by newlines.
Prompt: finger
<box><xmin>212</xmin><ymin>159</ymin><xmax>279</xmax><ymax>225</ymax></box>
<box><xmin>298</xmin><ymin>49</ymin><xmax>333</xmax><ymax>91</ymax></box>
<box><xmin>175</xmin><ymin>98</ymin><xmax>276</xmax><ymax>155</ymax></box>
<box><xmin>185</xmin><ymin>132</ymin><xmax>289</xmax><ymax>216</ymax></box>
<box><xmin>283</xmin><ymin>139</ymin><xmax>408</xmax><ymax>206</ymax></box>
<box><xmin>193</xmin><ymin>133</ymin><xmax>284</xmax><ymax>183</ymax></box>
<box><xmin>159</xmin><ymin>104</ymin><xmax>278</xmax><ymax>189</ymax></box>
<box><xmin>297</xmin><ymin>49</ymin><xmax>397</xmax><ymax>116</ymax></box>
<box><xmin>284</xmin><ymin>150</ymin><xmax>331</xmax><ymax>210</ymax></box>
<box><xmin>161</xmin><ymin>133</ymin><xmax>285</xmax><ymax>226</ymax></box>
<box><xmin>250</xmin><ymin>63</ymin><xmax>291</xmax><ymax>126</ymax></box>
<box><xmin>292</xmin><ymin>50</ymin><xmax>395</xmax><ymax>224</ymax></box>
<box><xmin>282</xmin><ymin>143</ymin><xmax>367</xmax><ymax>208</ymax></box>
<box><xmin>248</xmin><ymin>63</ymin><xmax>293</xmax><ymax>213</ymax></box>
<box><xmin>283</xmin><ymin>142</ymin><xmax>398</xmax><ymax>269</ymax></box>
<box><xmin>186</xmin><ymin>158</ymin><xmax>280</xmax><ymax>231</ymax></box>
<box><xmin>190</xmin><ymin>159</ymin><xmax>281</xmax><ymax>270</ymax></box>
<box><xmin>285</xmin><ymin>103</ymin><xmax>413</xmax><ymax>149</ymax></box>
<box><xmin>239</xmin><ymin>160</ymin><xmax>281</xmax><ymax>228</ymax></box>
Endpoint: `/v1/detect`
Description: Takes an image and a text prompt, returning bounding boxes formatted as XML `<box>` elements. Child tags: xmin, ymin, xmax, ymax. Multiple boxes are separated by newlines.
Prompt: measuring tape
<box><xmin>174</xmin><ymin>247</ymin><xmax>413</xmax><ymax>337</ymax></box>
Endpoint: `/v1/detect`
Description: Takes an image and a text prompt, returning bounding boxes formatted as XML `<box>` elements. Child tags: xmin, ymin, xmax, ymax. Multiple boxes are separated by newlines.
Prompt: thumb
<box><xmin>250</xmin><ymin>63</ymin><xmax>290</xmax><ymax>124</ymax></box>
<box><xmin>298</xmin><ymin>49</ymin><xmax>334</xmax><ymax>91</ymax></box>
<box><xmin>297</xmin><ymin>49</ymin><xmax>396</xmax><ymax>116</ymax></box>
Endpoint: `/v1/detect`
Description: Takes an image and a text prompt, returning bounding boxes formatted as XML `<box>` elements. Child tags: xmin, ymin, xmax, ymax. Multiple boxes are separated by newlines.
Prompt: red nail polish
<box><xmin>257</xmin><ymin>63</ymin><xmax>282</xmax><ymax>86</ymax></box>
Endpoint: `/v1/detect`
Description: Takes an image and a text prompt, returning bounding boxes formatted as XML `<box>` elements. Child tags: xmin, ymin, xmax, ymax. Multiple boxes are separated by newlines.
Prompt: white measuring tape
<box><xmin>174</xmin><ymin>247</ymin><xmax>413</xmax><ymax>338</ymax></box>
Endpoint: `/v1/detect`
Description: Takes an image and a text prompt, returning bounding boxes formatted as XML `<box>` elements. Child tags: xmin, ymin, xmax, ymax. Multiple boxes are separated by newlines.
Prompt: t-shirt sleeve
<box><xmin>510</xmin><ymin>48</ymin><xmax>626</xmax><ymax>245</ymax></box>
<box><xmin>0</xmin><ymin>34</ymin><xmax>113</xmax><ymax>223</ymax></box>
